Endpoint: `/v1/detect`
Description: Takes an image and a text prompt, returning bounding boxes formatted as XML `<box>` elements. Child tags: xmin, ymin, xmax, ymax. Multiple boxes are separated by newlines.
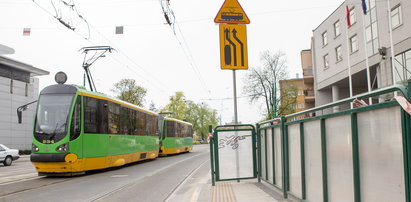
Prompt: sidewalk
<box><xmin>166</xmin><ymin>161</ymin><xmax>292</xmax><ymax>202</ymax></box>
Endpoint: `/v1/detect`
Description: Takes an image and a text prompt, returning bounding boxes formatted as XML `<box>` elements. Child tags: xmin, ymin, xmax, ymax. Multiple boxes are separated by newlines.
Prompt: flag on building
<box><xmin>23</xmin><ymin>28</ymin><xmax>31</xmax><ymax>36</ymax></box>
<box><xmin>346</xmin><ymin>5</ymin><xmax>351</xmax><ymax>27</ymax></box>
<box><xmin>361</xmin><ymin>0</ymin><xmax>367</xmax><ymax>14</ymax></box>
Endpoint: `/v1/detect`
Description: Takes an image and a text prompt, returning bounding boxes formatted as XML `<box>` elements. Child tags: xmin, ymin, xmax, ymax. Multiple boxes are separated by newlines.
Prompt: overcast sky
<box><xmin>1</xmin><ymin>0</ymin><xmax>344</xmax><ymax>124</ymax></box>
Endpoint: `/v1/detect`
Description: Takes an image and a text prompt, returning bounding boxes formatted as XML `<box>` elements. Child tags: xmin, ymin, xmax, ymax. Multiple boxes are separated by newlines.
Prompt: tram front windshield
<box><xmin>34</xmin><ymin>94</ymin><xmax>74</xmax><ymax>143</ymax></box>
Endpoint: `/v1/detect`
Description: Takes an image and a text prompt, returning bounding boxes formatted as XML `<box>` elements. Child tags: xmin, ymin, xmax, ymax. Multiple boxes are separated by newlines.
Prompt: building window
<box><xmin>336</xmin><ymin>45</ymin><xmax>343</xmax><ymax>62</ymax></box>
<box><xmin>394</xmin><ymin>50</ymin><xmax>411</xmax><ymax>83</ymax></box>
<box><xmin>350</xmin><ymin>35</ymin><xmax>359</xmax><ymax>53</ymax></box>
<box><xmin>323</xmin><ymin>54</ymin><xmax>329</xmax><ymax>69</ymax></box>
<box><xmin>365</xmin><ymin>0</ymin><xmax>379</xmax><ymax>56</ymax></box>
<box><xmin>298</xmin><ymin>103</ymin><xmax>305</xmax><ymax>109</ymax></box>
<box><xmin>334</xmin><ymin>21</ymin><xmax>341</xmax><ymax>37</ymax></box>
<box><xmin>322</xmin><ymin>31</ymin><xmax>328</xmax><ymax>46</ymax></box>
<box><xmin>391</xmin><ymin>5</ymin><xmax>402</xmax><ymax>29</ymax></box>
<box><xmin>349</xmin><ymin>7</ymin><xmax>356</xmax><ymax>25</ymax></box>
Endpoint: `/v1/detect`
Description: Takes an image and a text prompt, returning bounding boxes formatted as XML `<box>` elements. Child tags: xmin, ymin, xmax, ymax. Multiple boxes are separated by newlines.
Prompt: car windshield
<box><xmin>34</xmin><ymin>94</ymin><xmax>74</xmax><ymax>143</ymax></box>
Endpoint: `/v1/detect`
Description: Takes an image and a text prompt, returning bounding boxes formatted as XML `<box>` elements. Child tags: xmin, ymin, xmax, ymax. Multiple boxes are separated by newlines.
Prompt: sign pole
<box><xmin>233</xmin><ymin>69</ymin><xmax>238</xmax><ymax>124</ymax></box>
<box><xmin>233</xmin><ymin>69</ymin><xmax>240</xmax><ymax>182</ymax></box>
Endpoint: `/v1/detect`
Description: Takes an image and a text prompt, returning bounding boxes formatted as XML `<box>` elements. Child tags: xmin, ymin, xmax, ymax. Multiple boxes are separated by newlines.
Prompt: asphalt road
<box><xmin>0</xmin><ymin>144</ymin><xmax>210</xmax><ymax>202</ymax></box>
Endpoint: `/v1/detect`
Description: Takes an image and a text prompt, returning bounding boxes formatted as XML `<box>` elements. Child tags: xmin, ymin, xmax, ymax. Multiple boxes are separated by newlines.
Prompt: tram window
<box><xmin>84</xmin><ymin>97</ymin><xmax>98</xmax><ymax>133</ymax></box>
<box><xmin>166</xmin><ymin>121</ymin><xmax>175</xmax><ymax>137</ymax></box>
<box><xmin>98</xmin><ymin>100</ymin><xmax>108</xmax><ymax>134</ymax></box>
<box><xmin>135</xmin><ymin>111</ymin><xmax>145</xmax><ymax>136</ymax></box>
<box><xmin>108</xmin><ymin>102</ymin><xmax>120</xmax><ymax>134</ymax></box>
<box><xmin>70</xmin><ymin>97</ymin><xmax>81</xmax><ymax>141</ymax></box>
<box><xmin>146</xmin><ymin>115</ymin><xmax>158</xmax><ymax>136</ymax></box>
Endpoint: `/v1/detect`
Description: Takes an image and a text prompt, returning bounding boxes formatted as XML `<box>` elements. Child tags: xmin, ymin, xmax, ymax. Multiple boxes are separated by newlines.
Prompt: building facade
<box><xmin>279</xmin><ymin>78</ymin><xmax>305</xmax><ymax>115</ymax></box>
<box><xmin>312</xmin><ymin>0</ymin><xmax>411</xmax><ymax>109</ymax></box>
<box><xmin>301</xmin><ymin>49</ymin><xmax>315</xmax><ymax>110</ymax></box>
<box><xmin>0</xmin><ymin>49</ymin><xmax>48</xmax><ymax>150</ymax></box>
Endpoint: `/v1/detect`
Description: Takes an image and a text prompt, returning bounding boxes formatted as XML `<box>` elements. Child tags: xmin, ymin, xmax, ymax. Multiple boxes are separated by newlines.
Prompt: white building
<box><xmin>312</xmin><ymin>0</ymin><xmax>411</xmax><ymax>110</ymax></box>
<box><xmin>0</xmin><ymin>45</ymin><xmax>49</xmax><ymax>150</ymax></box>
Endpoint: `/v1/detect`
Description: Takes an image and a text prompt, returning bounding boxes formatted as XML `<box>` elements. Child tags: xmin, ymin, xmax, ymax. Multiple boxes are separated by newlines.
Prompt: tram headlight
<box><xmin>56</xmin><ymin>143</ymin><xmax>69</xmax><ymax>152</ymax></box>
<box><xmin>55</xmin><ymin>71</ymin><xmax>67</xmax><ymax>84</ymax></box>
<box><xmin>32</xmin><ymin>144</ymin><xmax>39</xmax><ymax>152</ymax></box>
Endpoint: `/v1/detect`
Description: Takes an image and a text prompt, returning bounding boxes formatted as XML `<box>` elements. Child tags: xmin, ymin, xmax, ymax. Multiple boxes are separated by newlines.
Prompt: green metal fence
<box><xmin>210</xmin><ymin>124</ymin><xmax>257</xmax><ymax>185</ymax></box>
<box><xmin>257</xmin><ymin>83</ymin><xmax>411</xmax><ymax>202</ymax></box>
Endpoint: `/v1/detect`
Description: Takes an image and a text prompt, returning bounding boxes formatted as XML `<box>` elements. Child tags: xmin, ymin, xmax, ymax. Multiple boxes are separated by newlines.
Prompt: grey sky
<box><xmin>1</xmin><ymin>0</ymin><xmax>343</xmax><ymax>123</ymax></box>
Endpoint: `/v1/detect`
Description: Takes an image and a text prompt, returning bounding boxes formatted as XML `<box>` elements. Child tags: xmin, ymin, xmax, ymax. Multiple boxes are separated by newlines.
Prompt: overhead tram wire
<box><xmin>160</xmin><ymin>0</ymin><xmax>211</xmax><ymax>99</ymax></box>
<box><xmin>31</xmin><ymin>0</ymin><xmax>173</xmax><ymax>94</ymax></box>
<box><xmin>84</xmin><ymin>23</ymin><xmax>175</xmax><ymax>95</ymax></box>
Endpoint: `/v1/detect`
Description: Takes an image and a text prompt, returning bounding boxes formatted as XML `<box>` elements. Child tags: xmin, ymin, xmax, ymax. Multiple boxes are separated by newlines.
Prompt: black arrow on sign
<box><xmin>232</xmin><ymin>28</ymin><xmax>244</xmax><ymax>66</ymax></box>
<box><xmin>225</xmin><ymin>28</ymin><xmax>237</xmax><ymax>66</ymax></box>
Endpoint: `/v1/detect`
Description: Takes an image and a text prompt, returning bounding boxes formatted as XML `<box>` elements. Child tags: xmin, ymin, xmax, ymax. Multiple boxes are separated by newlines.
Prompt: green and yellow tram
<box><xmin>159</xmin><ymin>118</ymin><xmax>193</xmax><ymax>155</ymax></box>
<box><xmin>30</xmin><ymin>83</ymin><xmax>160</xmax><ymax>175</ymax></box>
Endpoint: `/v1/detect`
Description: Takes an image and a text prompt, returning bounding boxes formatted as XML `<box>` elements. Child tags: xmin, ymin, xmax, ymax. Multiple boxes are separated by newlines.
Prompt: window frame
<box><xmin>350</xmin><ymin>35</ymin><xmax>359</xmax><ymax>53</ymax></box>
<box><xmin>334</xmin><ymin>20</ymin><xmax>341</xmax><ymax>37</ymax></box>
<box><xmin>391</xmin><ymin>5</ymin><xmax>402</xmax><ymax>29</ymax></box>
<box><xmin>323</xmin><ymin>54</ymin><xmax>330</xmax><ymax>69</ymax></box>
<box><xmin>335</xmin><ymin>45</ymin><xmax>343</xmax><ymax>62</ymax></box>
<box><xmin>322</xmin><ymin>31</ymin><xmax>328</xmax><ymax>46</ymax></box>
<box><xmin>349</xmin><ymin>7</ymin><xmax>356</xmax><ymax>26</ymax></box>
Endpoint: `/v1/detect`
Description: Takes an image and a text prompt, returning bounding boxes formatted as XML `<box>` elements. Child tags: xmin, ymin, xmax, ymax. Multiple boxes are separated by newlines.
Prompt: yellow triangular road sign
<box><xmin>214</xmin><ymin>0</ymin><xmax>250</xmax><ymax>24</ymax></box>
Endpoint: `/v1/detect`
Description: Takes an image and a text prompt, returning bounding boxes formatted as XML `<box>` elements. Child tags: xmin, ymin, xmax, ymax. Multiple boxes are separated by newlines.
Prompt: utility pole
<box><xmin>272</xmin><ymin>82</ymin><xmax>277</xmax><ymax>118</ymax></box>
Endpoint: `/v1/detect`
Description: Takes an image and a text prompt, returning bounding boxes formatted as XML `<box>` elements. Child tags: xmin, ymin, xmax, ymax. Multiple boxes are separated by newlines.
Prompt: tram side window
<box><xmin>70</xmin><ymin>97</ymin><xmax>81</xmax><ymax>141</ymax></box>
<box><xmin>188</xmin><ymin>125</ymin><xmax>193</xmax><ymax>138</ymax></box>
<box><xmin>135</xmin><ymin>111</ymin><xmax>145</xmax><ymax>136</ymax></box>
<box><xmin>146</xmin><ymin>115</ymin><xmax>158</xmax><ymax>136</ymax></box>
<box><xmin>84</xmin><ymin>97</ymin><xmax>98</xmax><ymax>133</ymax></box>
<box><xmin>166</xmin><ymin>121</ymin><xmax>175</xmax><ymax>137</ymax></box>
<box><xmin>98</xmin><ymin>100</ymin><xmax>108</xmax><ymax>134</ymax></box>
<box><xmin>108</xmin><ymin>102</ymin><xmax>120</xmax><ymax>134</ymax></box>
<box><xmin>119</xmin><ymin>107</ymin><xmax>128</xmax><ymax>135</ymax></box>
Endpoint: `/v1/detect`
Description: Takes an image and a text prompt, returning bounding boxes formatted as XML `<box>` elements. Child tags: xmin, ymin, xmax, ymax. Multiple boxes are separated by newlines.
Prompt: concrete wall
<box><xmin>0</xmin><ymin>77</ymin><xmax>38</xmax><ymax>150</ymax></box>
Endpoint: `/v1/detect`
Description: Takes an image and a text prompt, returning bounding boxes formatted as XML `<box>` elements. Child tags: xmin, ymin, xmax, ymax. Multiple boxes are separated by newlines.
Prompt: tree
<box><xmin>161</xmin><ymin>92</ymin><xmax>219</xmax><ymax>140</ymax></box>
<box><xmin>111</xmin><ymin>79</ymin><xmax>147</xmax><ymax>107</ymax></box>
<box><xmin>161</xmin><ymin>92</ymin><xmax>187</xmax><ymax>120</ymax></box>
<box><xmin>149</xmin><ymin>101</ymin><xmax>158</xmax><ymax>112</ymax></box>
<box><xmin>243</xmin><ymin>50</ymin><xmax>289</xmax><ymax>120</ymax></box>
<box><xmin>278</xmin><ymin>84</ymin><xmax>298</xmax><ymax>116</ymax></box>
<box><xmin>185</xmin><ymin>102</ymin><xmax>219</xmax><ymax>141</ymax></box>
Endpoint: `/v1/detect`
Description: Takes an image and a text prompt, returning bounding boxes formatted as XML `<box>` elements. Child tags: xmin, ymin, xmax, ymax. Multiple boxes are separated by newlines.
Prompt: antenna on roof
<box><xmin>79</xmin><ymin>46</ymin><xmax>114</xmax><ymax>92</ymax></box>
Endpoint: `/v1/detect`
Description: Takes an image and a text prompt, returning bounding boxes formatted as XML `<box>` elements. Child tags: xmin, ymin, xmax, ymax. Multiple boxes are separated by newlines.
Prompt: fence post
<box><xmin>209</xmin><ymin>125</ymin><xmax>215</xmax><ymax>186</ymax></box>
<box><xmin>257</xmin><ymin>123</ymin><xmax>262</xmax><ymax>183</ymax></box>
<box><xmin>281</xmin><ymin>116</ymin><xmax>288</xmax><ymax>199</ymax></box>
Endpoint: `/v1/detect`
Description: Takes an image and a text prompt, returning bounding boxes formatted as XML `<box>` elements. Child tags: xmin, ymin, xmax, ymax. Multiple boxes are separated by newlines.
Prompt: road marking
<box><xmin>164</xmin><ymin>159</ymin><xmax>209</xmax><ymax>202</ymax></box>
<box><xmin>0</xmin><ymin>173</ymin><xmax>40</xmax><ymax>185</ymax></box>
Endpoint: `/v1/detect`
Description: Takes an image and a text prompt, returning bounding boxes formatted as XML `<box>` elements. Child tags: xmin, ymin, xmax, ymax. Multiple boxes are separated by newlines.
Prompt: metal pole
<box><xmin>209</xmin><ymin>125</ymin><xmax>215</xmax><ymax>186</ymax></box>
<box><xmin>232</xmin><ymin>69</ymin><xmax>240</xmax><ymax>182</ymax></box>
<box><xmin>273</xmin><ymin>82</ymin><xmax>277</xmax><ymax>118</ymax></box>
<box><xmin>233</xmin><ymin>70</ymin><xmax>238</xmax><ymax>124</ymax></box>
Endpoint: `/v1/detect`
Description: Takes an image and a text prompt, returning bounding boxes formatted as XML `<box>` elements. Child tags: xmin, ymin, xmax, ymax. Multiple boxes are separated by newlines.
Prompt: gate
<box><xmin>209</xmin><ymin>124</ymin><xmax>257</xmax><ymax>185</ymax></box>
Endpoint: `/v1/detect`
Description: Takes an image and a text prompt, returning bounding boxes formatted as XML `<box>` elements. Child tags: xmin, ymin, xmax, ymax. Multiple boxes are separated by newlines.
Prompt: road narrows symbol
<box><xmin>232</xmin><ymin>28</ymin><xmax>244</xmax><ymax>66</ymax></box>
<box><xmin>225</xmin><ymin>28</ymin><xmax>237</xmax><ymax>66</ymax></box>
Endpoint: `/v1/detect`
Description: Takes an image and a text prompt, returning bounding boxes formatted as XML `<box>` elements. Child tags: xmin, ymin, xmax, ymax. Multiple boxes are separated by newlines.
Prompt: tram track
<box><xmin>89</xmin><ymin>152</ymin><xmax>208</xmax><ymax>202</ymax></box>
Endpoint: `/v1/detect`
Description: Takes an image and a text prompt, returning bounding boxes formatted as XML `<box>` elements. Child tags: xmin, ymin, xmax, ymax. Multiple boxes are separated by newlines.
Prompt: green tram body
<box><xmin>159</xmin><ymin>117</ymin><xmax>193</xmax><ymax>155</ymax></box>
<box><xmin>30</xmin><ymin>84</ymin><xmax>193</xmax><ymax>175</ymax></box>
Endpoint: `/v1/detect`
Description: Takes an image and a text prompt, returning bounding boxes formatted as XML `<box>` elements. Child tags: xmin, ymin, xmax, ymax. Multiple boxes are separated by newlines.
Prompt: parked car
<box><xmin>0</xmin><ymin>144</ymin><xmax>19</xmax><ymax>166</ymax></box>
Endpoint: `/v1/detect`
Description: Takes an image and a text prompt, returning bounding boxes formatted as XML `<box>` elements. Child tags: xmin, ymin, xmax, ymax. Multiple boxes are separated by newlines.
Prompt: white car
<box><xmin>0</xmin><ymin>144</ymin><xmax>19</xmax><ymax>166</ymax></box>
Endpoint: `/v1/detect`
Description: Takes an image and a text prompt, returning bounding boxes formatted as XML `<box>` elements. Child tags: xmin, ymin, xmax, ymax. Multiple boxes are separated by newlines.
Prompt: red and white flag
<box><xmin>346</xmin><ymin>5</ymin><xmax>351</xmax><ymax>28</ymax></box>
